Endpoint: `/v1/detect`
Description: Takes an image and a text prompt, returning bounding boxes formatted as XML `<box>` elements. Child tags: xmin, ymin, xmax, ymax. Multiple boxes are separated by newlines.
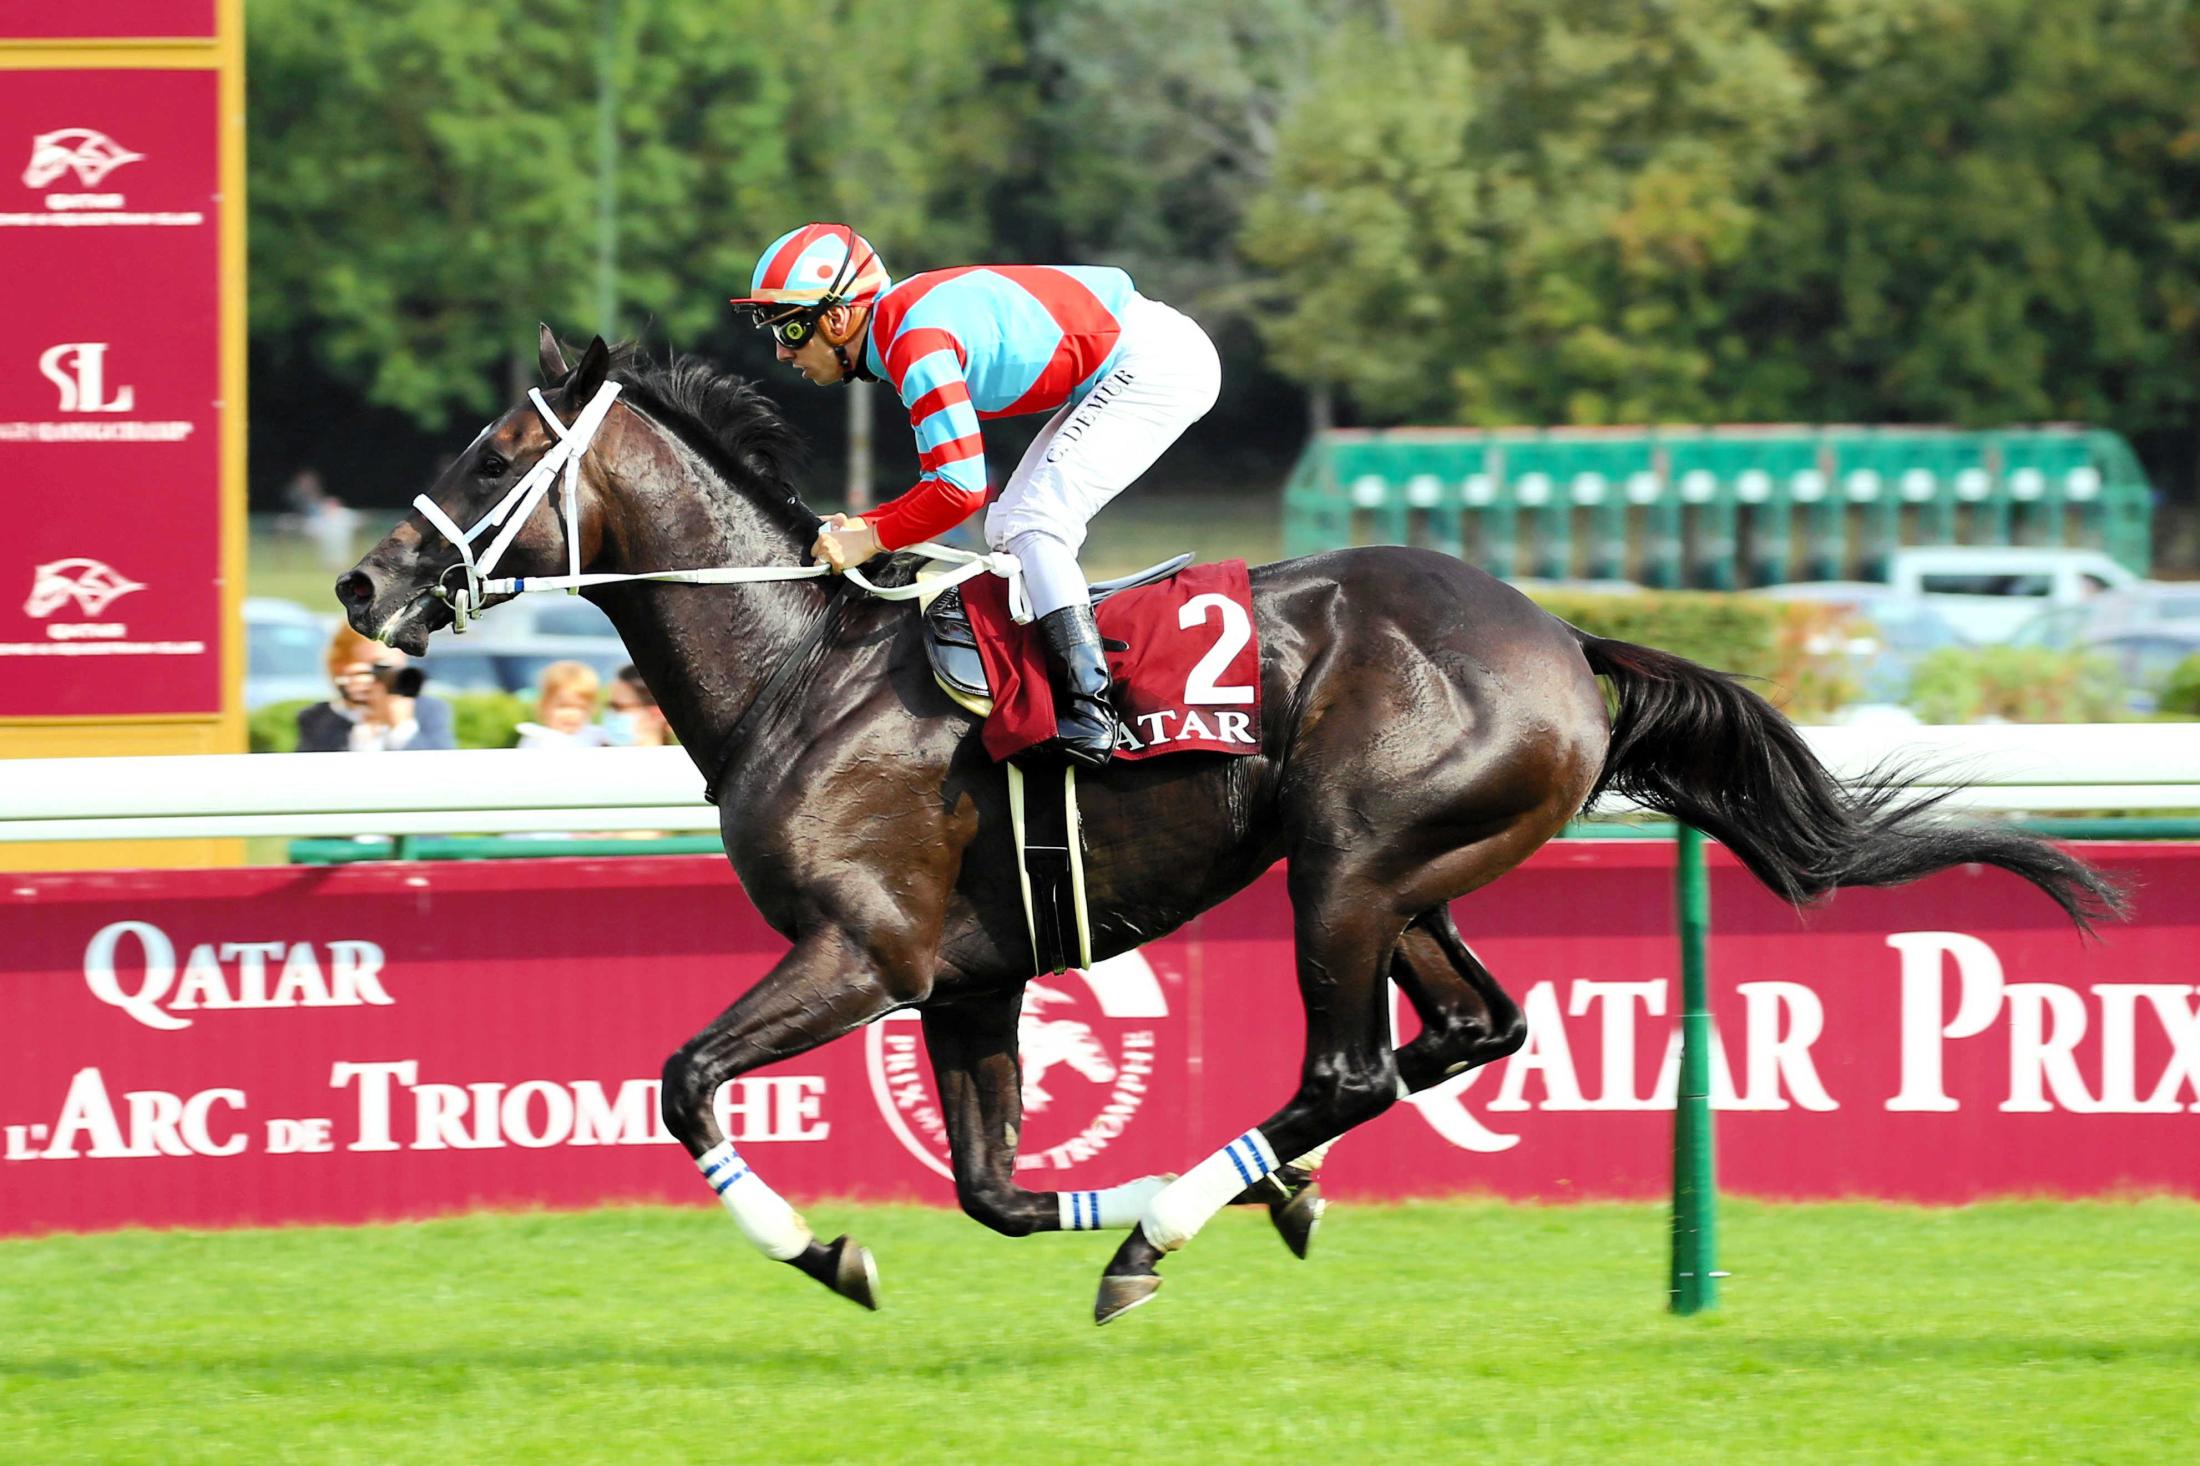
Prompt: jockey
<box><xmin>730</xmin><ymin>222</ymin><xmax>1222</xmax><ymax>767</ymax></box>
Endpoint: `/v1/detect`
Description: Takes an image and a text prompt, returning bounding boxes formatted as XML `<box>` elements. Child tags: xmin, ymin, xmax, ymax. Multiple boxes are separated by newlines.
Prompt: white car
<box><xmin>243</xmin><ymin>596</ymin><xmax>338</xmax><ymax>709</ymax></box>
<box><xmin>1881</xmin><ymin>546</ymin><xmax>2138</xmax><ymax>643</ymax></box>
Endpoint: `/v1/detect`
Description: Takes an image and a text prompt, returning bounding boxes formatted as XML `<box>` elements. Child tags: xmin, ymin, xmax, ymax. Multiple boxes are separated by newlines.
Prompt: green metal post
<box><xmin>1669</xmin><ymin>824</ymin><xmax>1719</xmax><ymax>1314</ymax></box>
<box><xmin>595</xmin><ymin>0</ymin><xmax>620</xmax><ymax>337</ymax></box>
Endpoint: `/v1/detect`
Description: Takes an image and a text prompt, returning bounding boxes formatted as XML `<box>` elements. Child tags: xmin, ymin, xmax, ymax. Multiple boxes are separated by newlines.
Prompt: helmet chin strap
<box><xmin>821</xmin><ymin>308</ymin><xmax>874</xmax><ymax>385</ymax></box>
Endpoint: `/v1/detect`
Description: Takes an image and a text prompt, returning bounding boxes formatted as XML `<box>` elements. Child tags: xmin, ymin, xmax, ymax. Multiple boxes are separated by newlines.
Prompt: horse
<box><xmin>339</xmin><ymin>331</ymin><xmax>2123</xmax><ymax>1325</ymax></box>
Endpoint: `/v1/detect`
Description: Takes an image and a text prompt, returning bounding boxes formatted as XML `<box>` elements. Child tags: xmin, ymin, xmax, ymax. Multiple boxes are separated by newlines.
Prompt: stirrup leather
<box><xmin>1007</xmin><ymin>761</ymin><xmax>1090</xmax><ymax>974</ymax></box>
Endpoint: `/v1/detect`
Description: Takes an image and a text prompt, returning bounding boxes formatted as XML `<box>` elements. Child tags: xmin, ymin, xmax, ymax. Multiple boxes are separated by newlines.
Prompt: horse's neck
<box><xmin>587</xmin><ymin>417</ymin><xmax>827</xmax><ymax>765</ymax></box>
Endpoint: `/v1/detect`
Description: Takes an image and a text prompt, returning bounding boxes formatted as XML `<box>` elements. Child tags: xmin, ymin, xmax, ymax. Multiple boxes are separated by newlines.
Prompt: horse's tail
<box><xmin>1571</xmin><ymin>630</ymin><xmax>2126</xmax><ymax>932</ymax></box>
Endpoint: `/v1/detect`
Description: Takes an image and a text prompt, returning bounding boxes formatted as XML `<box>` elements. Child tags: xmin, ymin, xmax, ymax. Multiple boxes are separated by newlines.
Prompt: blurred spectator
<box><xmin>601</xmin><ymin>664</ymin><xmax>671</xmax><ymax>747</ymax></box>
<box><xmin>516</xmin><ymin>660</ymin><xmax>610</xmax><ymax>748</ymax></box>
<box><xmin>283</xmin><ymin>467</ymin><xmax>361</xmax><ymax>571</ymax></box>
<box><xmin>296</xmin><ymin>626</ymin><xmax>455</xmax><ymax>753</ymax></box>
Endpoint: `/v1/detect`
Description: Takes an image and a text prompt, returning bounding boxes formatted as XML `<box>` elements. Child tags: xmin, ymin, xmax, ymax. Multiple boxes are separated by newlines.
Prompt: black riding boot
<box><xmin>1037</xmin><ymin>604</ymin><xmax>1120</xmax><ymax>767</ymax></box>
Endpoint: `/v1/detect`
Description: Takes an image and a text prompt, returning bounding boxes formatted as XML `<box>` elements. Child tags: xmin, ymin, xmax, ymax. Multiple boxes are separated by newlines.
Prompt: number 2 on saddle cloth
<box><xmin>957</xmin><ymin>561</ymin><xmax>1263</xmax><ymax>763</ymax></box>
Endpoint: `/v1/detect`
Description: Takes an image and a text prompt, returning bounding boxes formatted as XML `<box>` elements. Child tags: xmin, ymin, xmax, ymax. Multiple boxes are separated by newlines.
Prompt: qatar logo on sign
<box><xmin>21</xmin><ymin>129</ymin><xmax>142</xmax><ymax>190</ymax></box>
<box><xmin>866</xmin><ymin>952</ymin><xmax>1168</xmax><ymax>1179</ymax></box>
<box><xmin>24</xmin><ymin>558</ymin><xmax>145</xmax><ymax>619</ymax></box>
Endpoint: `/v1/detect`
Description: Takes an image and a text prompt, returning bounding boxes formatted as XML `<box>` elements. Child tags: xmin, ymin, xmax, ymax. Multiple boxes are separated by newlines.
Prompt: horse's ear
<box><xmin>568</xmin><ymin>335</ymin><xmax>611</xmax><ymax>401</ymax></box>
<box><xmin>537</xmin><ymin>324</ymin><xmax>570</xmax><ymax>383</ymax></box>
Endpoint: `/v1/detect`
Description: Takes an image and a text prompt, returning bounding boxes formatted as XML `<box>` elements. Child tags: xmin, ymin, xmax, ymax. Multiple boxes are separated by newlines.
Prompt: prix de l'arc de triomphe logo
<box><xmin>866</xmin><ymin>952</ymin><xmax>1168</xmax><ymax>1179</ymax></box>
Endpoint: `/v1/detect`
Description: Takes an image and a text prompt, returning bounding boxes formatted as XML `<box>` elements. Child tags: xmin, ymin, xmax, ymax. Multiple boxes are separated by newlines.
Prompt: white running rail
<box><xmin>0</xmin><ymin>725</ymin><xmax>2196</xmax><ymax>843</ymax></box>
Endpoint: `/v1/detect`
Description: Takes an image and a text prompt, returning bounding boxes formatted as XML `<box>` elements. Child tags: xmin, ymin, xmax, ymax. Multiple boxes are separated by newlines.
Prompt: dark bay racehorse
<box><xmin>341</xmin><ymin>333</ymin><xmax>2122</xmax><ymax>1324</ymax></box>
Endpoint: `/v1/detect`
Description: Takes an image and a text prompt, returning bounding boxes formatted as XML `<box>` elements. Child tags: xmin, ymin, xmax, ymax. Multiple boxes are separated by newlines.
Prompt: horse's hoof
<box><xmin>1269</xmin><ymin>1181</ymin><xmax>1326</xmax><ymax>1260</ymax></box>
<box><xmin>791</xmin><ymin>1235</ymin><xmax>879</xmax><ymax>1311</ymax></box>
<box><xmin>826</xmin><ymin>1235</ymin><xmax>880</xmax><ymax>1310</ymax></box>
<box><xmin>1094</xmin><ymin>1273</ymin><xmax>1162</xmax><ymax>1326</ymax></box>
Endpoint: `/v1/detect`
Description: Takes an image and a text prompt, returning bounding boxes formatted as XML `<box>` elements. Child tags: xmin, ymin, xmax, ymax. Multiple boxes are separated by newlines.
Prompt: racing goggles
<box><xmin>750</xmin><ymin>305</ymin><xmax>825</xmax><ymax>348</ymax></box>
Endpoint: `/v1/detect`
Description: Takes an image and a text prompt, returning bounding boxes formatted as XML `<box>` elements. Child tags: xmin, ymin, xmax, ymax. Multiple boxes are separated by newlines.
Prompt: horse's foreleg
<box><xmin>1390</xmin><ymin>905</ymin><xmax>1526</xmax><ymax>1093</ymax></box>
<box><xmin>922</xmin><ymin>989</ymin><xmax>1171</xmax><ymax>1237</ymax></box>
<box><xmin>1096</xmin><ymin>872</ymin><xmax>1401</xmax><ymax>1323</ymax></box>
<box><xmin>660</xmin><ymin>927</ymin><xmax>909</xmax><ymax>1311</ymax></box>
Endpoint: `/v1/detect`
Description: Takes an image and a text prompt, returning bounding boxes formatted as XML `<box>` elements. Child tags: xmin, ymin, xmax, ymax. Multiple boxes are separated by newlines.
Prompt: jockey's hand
<box><xmin>810</xmin><ymin>513</ymin><xmax>881</xmax><ymax>573</ymax></box>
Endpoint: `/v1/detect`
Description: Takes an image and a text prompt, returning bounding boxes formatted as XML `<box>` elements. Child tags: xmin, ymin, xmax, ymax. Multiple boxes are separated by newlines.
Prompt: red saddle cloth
<box><xmin>959</xmin><ymin>560</ymin><xmax>1262</xmax><ymax>763</ymax></box>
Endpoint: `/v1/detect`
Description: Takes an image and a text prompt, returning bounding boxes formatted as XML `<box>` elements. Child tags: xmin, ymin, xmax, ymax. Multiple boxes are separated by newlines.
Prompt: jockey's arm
<box><xmin>863</xmin><ymin>328</ymin><xmax>989</xmax><ymax>553</ymax></box>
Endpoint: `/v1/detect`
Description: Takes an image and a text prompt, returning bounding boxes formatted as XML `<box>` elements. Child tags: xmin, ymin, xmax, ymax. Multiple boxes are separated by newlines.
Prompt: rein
<box><xmin>413</xmin><ymin>381</ymin><xmax>1028</xmax><ymax>633</ymax></box>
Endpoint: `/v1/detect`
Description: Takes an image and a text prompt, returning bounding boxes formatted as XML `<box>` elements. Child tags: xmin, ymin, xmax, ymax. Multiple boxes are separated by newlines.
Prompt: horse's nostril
<box><xmin>335</xmin><ymin>570</ymin><xmax>376</xmax><ymax>609</ymax></box>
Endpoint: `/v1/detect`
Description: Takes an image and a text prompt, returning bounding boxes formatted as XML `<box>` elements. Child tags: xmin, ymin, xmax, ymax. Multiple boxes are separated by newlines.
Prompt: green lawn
<box><xmin>4</xmin><ymin>1199</ymin><xmax>2194</xmax><ymax>1464</ymax></box>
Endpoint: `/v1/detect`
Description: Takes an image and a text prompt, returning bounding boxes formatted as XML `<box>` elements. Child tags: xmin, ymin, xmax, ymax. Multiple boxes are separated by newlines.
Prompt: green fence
<box><xmin>1283</xmin><ymin>425</ymin><xmax>2154</xmax><ymax>590</ymax></box>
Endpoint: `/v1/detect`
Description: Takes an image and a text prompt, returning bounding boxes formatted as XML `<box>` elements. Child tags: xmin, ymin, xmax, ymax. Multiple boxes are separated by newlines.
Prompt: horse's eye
<box><xmin>477</xmin><ymin>452</ymin><xmax>508</xmax><ymax>478</ymax></box>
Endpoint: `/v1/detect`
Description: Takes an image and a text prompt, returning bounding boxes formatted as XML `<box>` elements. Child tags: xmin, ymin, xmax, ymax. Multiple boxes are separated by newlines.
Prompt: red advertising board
<box><xmin>1</xmin><ymin>844</ymin><xmax>2194</xmax><ymax>1237</ymax></box>
<box><xmin>0</xmin><ymin>68</ymin><xmax>223</xmax><ymax>716</ymax></box>
<box><xmin>0</xmin><ymin>6</ymin><xmax>216</xmax><ymax>41</ymax></box>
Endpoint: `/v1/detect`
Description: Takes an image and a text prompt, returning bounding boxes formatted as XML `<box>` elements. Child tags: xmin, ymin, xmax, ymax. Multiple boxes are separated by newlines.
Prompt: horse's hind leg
<box><xmin>921</xmin><ymin>988</ymin><xmax>1173</xmax><ymax>1238</ymax></box>
<box><xmin>660</xmin><ymin>928</ymin><xmax>912</xmax><ymax>1311</ymax></box>
<box><xmin>1220</xmin><ymin>906</ymin><xmax>1526</xmax><ymax>1262</ymax></box>
<box><xmin>1390</xmin><ymin>905</ymin><xmax>1527</xmax><ymax>1092</ymax></box>
<box><xmin>1095</xmin><ymin>864</ymin><xmax>1404</xmax><ymax>1323</ymax></box>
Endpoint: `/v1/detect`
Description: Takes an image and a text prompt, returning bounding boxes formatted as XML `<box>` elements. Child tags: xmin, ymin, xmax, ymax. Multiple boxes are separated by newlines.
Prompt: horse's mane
<box><xmin>600</xmin><ymin>342</ymin><xmax>819</xmax><ymax>544</ymax></box>
<box><xmin>595</xmin><ymin>340</ymin><xmax>924</xmax><ymax>589</ymax></box>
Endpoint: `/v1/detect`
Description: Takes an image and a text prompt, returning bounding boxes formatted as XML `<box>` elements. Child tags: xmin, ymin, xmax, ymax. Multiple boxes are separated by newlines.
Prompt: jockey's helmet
<box><xmin>729</xmin><ymin>223</ymin><xmax>889</xmax><ymax>317</ymax></box>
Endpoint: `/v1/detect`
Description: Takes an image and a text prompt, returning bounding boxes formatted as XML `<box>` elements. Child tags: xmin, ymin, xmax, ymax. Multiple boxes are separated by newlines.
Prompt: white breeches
<box><xmin>985</xmin><ymin>293</ymin><xmax>1221</xmax><ymax>617</ymax></box>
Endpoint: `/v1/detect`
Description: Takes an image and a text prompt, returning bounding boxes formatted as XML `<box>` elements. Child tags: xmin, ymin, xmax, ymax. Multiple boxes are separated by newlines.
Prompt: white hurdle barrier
<box><xmin>0</xmin><ymin>725</ymin><xmax>2196</xmax><ymax>843</ymax></box>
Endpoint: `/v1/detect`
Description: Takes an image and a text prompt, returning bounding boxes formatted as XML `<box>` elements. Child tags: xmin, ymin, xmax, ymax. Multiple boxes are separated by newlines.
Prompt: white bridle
<box><xmin>411</xmin><ymin>380</ymin><xmax>1022</xmax><ymax>634</ymax></box>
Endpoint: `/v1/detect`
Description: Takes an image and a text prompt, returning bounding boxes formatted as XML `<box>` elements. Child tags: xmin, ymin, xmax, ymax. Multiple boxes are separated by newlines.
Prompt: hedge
<box><xmin>250</xmin><ymin>691</ymin><xmax>533</xmax><ymax>753</ymax></box>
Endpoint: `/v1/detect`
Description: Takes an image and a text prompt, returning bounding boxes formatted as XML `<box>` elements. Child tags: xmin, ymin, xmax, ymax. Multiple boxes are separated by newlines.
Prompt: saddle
<box><xmin>918</xmin><ymin>552</ymin><xmax>1189</xmax><ymax>977</ymax></box>
<box><xmin>920</xmin><ymin>552</ymin><xmax>1192</xmax><ymax>715</ymax></box>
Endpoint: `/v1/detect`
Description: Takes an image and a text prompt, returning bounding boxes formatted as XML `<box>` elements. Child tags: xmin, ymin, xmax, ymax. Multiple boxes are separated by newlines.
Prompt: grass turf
<box><xmin>3</xmin><ymin>1198</ymin><xmax>2194</xmax><ymax>1464</ymax></box>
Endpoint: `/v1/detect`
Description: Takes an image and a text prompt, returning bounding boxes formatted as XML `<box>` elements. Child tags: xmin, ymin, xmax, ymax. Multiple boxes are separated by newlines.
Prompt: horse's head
<box><xmin>337</xmin><ymin>327</ymin><xmax>620</xmax><ymax>653</ymax></box>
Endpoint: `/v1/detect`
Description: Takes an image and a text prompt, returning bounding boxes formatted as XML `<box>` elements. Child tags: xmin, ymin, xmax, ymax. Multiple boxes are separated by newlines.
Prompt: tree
<box><xmin>1741</xmin><ymin>0</ymin><xmax>2200</xmax><ymax>436</ymax></box>
<box><xmin>247</xmin><ymin>0</ymin><xmax>1027</xmax><ymax>432</ymax></box>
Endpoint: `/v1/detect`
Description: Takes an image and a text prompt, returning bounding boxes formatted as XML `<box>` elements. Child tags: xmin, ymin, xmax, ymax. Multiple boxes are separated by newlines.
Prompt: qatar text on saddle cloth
<box><xmin>959</xmin><ymin>560</ymin><xmax>1262</xmax><ymax>763</ymax></box>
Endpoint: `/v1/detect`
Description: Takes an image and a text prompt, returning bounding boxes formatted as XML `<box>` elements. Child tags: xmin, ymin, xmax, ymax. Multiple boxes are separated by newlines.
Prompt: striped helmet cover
<box><xmin>729</xmin><ymin>223</ymin><xmax>890</xmax><ymax>310</ymax></box>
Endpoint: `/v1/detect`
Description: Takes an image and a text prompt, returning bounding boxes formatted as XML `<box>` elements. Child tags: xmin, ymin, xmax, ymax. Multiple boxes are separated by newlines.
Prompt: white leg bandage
<box><xmin>1141</xmin><ymin>1129</ymin><xmax>1278</xmax><ymax>1252</ymax></box>
<box><xmin>1057</xmin><ymin>1175</ymin><xmax>1172</xmax><ymax>1232</ymax></box>
<box><xmin>697</xmin><ymin>1140</ymin><xmax>812</xmax><ymax>1262</ymax></box>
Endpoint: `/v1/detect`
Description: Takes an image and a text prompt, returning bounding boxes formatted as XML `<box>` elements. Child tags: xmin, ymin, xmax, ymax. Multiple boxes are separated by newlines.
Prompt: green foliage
<box><xmin>1905</xmin><ymin>646</ymin><xmax>2127</xmax><ymax>724</ymax></box>
<box><xmin>1522</xmin><ymin>588</ymin><xmax>1857</xmax><ymax>722</ymax></box>
<box><xmin>1235</xmin><ymin>0</ymin><xmax>2199</xmax><ymax>440</ymax></box>
<box><xmin>244</xmin><ymin>0</ymin><xmax>2200</xmax><ymax>473</ymax></box>
<box><xmin>250</xmin><ymin>698</ymin><xmax>312</xmax><ymax>754</ymax></box>
<box><xmin>447</xmin><ymin>691</ymin><xmax>532</xmax><ymax>750</ymax></box>
<box><xmin>248</xmin><ymin>0</ymin><xmax>1021</xmax><ymax>428</ymax></box>
<box><xmin>1033</xmin><ymin>1</ymin><xmax>1376</xmax><ymax>326</ymax></box>
<box><xmin>249</xmin><ymin>692</ymin><xmax>530</xmax><ymax>751</ymax></box>
<box><xmin>2153</xmin><ymin>653</ymin><xmax>2200</xmax><ymax>718</ymax></box>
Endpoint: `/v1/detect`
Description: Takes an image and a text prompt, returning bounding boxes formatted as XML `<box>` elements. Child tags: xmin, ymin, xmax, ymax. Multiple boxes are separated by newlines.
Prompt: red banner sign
<box><xmin>0</xmin><ymin>5</ymin><xmax>215</xmax><ymax>41</ymax></box>
<box><xmin>0</xmin><ymin>68</ymin><xmax>223</xmax><ymax>716</ymax></box>
<box><xmin>1</xmin><ymin>844</ymin><xmax>2193</xmax><ymax>1236</ymax></box>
